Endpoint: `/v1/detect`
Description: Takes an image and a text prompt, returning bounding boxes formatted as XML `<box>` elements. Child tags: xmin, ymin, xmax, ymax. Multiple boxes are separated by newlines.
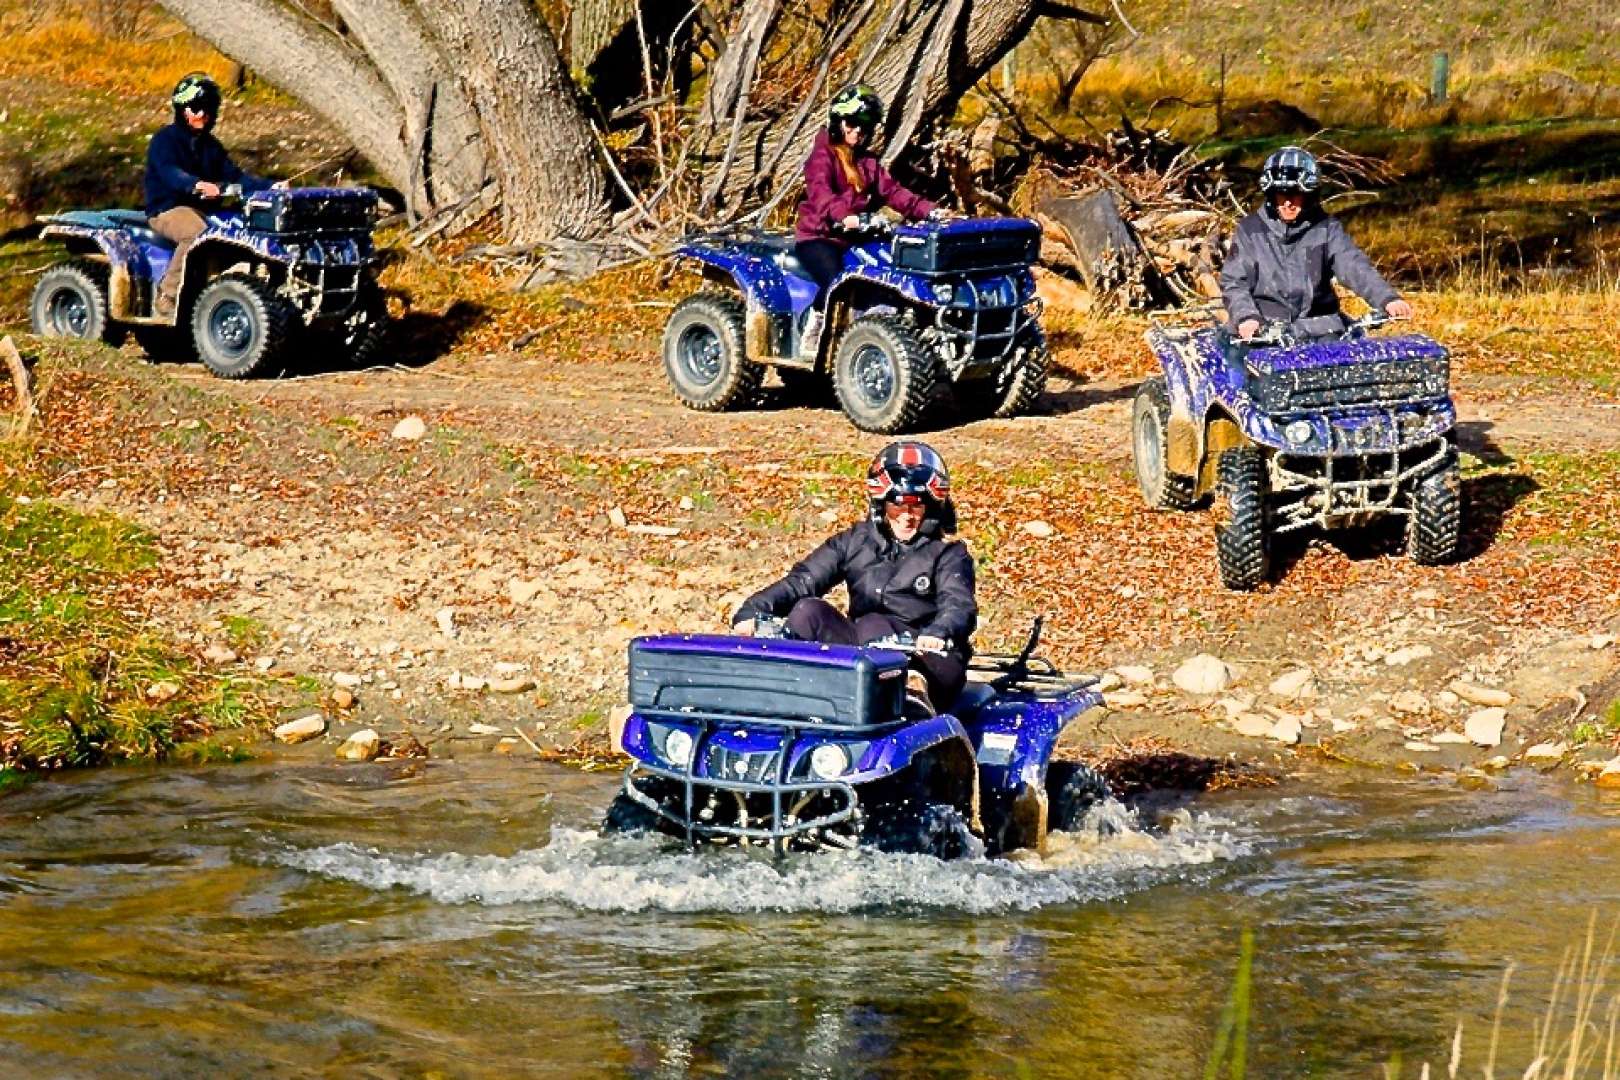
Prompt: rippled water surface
<box><xmin>5</xmin><ymin>757</ymin><xmax>1620</xmax><ymax>1078</ymax></box>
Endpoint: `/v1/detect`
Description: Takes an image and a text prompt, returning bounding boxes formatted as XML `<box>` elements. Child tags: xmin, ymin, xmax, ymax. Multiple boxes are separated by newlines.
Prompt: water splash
<box><xmin>274</xmin><ymin>801</ymin><xmax>1252</xmax><ymax>914</ymax></box>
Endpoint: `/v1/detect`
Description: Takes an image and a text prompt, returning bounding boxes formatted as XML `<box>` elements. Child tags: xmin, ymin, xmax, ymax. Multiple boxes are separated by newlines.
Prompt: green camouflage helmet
<box><xmin>828</xmin><ymin>84</ymin><xmax>883</xmax><ymax>133</ymax></box>
<box><xmin>171</xmin><ymin>72</ymin><xmax>221</xmax><ymax>124</ymax></box>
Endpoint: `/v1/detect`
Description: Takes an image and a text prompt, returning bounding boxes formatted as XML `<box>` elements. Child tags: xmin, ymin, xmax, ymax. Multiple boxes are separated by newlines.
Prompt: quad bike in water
<box><xmin>30</xmin><ymin>185</ymin><xmax>387</xmax><ymax>378</ymax></box>
<box><xmin>1133</xmin><ymin>309</ymin><xmax>1462</xmax><ymax>590</ymax></box>
<box><xmin>603</xmin><ymin>617</ymin><xmax>1111</xmax><ymax>859</ymax></box>
<box><xmin>664</xmin><ymin>215</ymin><xmax>1049</xmax><ymax>433</ymax></box>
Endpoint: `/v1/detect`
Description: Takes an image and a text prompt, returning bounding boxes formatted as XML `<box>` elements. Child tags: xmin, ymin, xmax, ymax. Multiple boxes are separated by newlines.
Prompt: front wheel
<box><xmin>191</xmin><ymin>274</ymin><xmax>297</xmax><ymax>379</ymax></box>
<box><xmin>1216</xmin><ymin>446</ymin><xmax>1270</xmax><ymax>590</ymax></box>
<box><xmin>1407</xmin><ymin>452</ymin><xmax>1462</xmax><ymax>565</ymax></box>
<box><xmin>985</xmin><ymin>326</ymin><xmax>1049</xmax><ymax>418</ymax></box>
<box><xmin>1132</xmin><ymin>376</ymin><xmax>1200</xmax><ymax>510</ymax></box>
<box><xmin>30</xmin><ymin>261</ymin><xmax>112</xmax><ymax>342</ymax></box>
<box><xmin>601</xmin><ymin>776</ymin><xmax>680</xmax><ymax>837</ymax></box>
<box><xmin>1047</xmin><ymin>761</ymin><xmax>1115</xmax><ymax>834</ymax></box>
<box><xmin>662</xmin><ymin>291</ymin><xmax>760</xmax><ymax>411</ymax></box>
<box><xmin>864</xmin><ymin>799</ymin><xmax>977</xmax><ymax>860</ymax></box>
<box><xmin>334</xmin><ymin>276</ymin><xmax>390</xmax><ymax>367</ymax></box>
<box><xmin>832</xmin><ymin>314</ymin><xmax>936</xmax><ymax>434</ymax></box>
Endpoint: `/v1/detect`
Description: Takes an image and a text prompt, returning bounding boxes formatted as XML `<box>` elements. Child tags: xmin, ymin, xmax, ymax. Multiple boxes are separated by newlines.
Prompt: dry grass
<box><xmin>0</xmin><ymin>8</ymin><xmax>226</xmax><ymax>97</ymax></box>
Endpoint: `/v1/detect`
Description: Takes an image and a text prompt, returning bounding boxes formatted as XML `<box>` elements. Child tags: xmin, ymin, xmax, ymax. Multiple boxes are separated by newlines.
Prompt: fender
<box><xmin>37</xmin><ymin>220</ymin><xmax>149</xmax><ymax>320</ymax></box>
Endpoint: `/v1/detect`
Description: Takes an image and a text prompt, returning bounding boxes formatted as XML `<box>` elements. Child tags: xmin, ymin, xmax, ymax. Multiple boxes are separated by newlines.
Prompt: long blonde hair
<box><xmin>831</xmin><ymin>141</ymin><xmax>865</xmax><ymax>192</ymax></box>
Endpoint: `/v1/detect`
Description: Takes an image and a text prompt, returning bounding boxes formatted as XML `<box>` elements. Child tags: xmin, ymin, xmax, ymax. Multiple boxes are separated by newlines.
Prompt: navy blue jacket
<box><xmin>144</xmin><ymin>123</ymin><xmax>269</xmax><ymax>217</ymax></box>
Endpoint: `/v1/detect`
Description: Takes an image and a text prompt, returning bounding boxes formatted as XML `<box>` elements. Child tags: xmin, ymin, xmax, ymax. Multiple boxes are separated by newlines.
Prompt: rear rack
<box><xmin>969</xmin><ymin>616</ymin><xmax>1099</xmax><ymax>698</ymax></box>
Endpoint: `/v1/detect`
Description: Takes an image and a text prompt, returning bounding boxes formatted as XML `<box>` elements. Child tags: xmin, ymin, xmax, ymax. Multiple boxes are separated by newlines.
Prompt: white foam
<box><xmin>275</xmin><ymin>802</ymin><xmax>1251</xmax><ymax>915</ymax></box>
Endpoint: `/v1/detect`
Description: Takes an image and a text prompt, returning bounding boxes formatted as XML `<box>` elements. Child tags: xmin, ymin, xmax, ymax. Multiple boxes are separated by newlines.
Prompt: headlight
<box><xmin>930</xmin><ymin>282</ymin><xmax>955</xmax><ymax>304</ymax></box>
<box><xmin>808</xmin><ymin>743</ymin><xmax>850</xmax><ymax>780</ymax></box>
<box><xmin>663</xmin><ymin>728</ymin><xmax>695</xmax><ymax>768</ymax></box>
<box><xmin>1284</xmin><ymin>420</ymin><xmax>1314</xmax><ymax>446</ymax></box>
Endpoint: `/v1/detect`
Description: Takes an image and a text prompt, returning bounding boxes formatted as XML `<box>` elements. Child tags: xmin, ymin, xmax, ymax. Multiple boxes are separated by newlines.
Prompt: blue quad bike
<box><xmin>29</xmin><ymin>185</ymin><xmax>386</xmax><ymax>378</ymax></box>
<box><xmin>665</xmin><ymin>216</ymin><xmax>1049</xmax><ymax>433</ymax></box>
<box><xmin>1133</xmin><ymin>309</ymin><xmax>1462</xmax><ymax>590</ymax></box>
<box><xmin>603</xmin><ymin>617</ymin><xmax>1112</xmax><ymax>859</ymax></box>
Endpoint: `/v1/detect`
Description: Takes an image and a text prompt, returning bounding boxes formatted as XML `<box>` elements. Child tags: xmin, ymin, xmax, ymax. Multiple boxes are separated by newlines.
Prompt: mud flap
<box><xmin>1009</xmin><ymin>781</ymin><xmax>1049</xmax><ymax>855</ymax></box>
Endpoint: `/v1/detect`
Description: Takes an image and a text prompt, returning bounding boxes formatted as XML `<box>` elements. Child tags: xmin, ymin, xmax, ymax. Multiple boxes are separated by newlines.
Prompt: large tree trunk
<box><xmin>157</xmin><ymin>0</ymin><xmax>413</xmax><ymax>188</ymax></box>
<box><xmin>396</xmin><ymin>0</ymin><xmax>612</xmax><ymax>241</ymax></box>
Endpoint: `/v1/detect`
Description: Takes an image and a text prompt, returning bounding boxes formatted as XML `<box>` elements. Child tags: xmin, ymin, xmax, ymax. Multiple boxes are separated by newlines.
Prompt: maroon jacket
<box><xmin>795</xmin><ymin>129</ymin><xmax>935</xmax><ymax>243</ymax></box>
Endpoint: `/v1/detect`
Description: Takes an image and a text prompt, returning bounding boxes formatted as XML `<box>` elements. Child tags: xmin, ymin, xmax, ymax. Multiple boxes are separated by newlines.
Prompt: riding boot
<box><xmin>799</xmin><ymin>309</ymin><xmax>824</xmax><ymax>359</ymax></box>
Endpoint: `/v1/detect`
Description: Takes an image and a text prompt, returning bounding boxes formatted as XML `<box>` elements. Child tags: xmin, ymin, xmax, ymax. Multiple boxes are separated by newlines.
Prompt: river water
<box><xmin>4</xmin><ymin>757</ymin><xmax>1620</xmax><ymax>1078</ymax></box>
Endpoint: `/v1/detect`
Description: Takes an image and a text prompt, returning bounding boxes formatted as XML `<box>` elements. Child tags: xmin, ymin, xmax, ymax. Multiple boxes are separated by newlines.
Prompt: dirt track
<box><xmin>22</xmin><ymin>323</ymin><xmax>1620</xmax><ymax>777</ymax></box>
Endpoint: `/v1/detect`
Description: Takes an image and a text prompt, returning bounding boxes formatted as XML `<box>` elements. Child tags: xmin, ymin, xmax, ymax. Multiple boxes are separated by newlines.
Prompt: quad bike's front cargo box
<box><xmin>629</xmin><ymin>635</ymin><xmax>907</xmax><ymax>729</ymax></box>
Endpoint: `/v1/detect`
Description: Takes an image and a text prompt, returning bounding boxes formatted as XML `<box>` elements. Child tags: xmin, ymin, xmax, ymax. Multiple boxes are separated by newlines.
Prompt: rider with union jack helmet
<box><xmin>733</xmin><ymin>440</ymin><xmax>976</xmax><ymax>713</ymax></box>
<box><xmin>1220</xmin><ymin>145</ymin><xmax>1413</xmax><ymax>341</ymax></box>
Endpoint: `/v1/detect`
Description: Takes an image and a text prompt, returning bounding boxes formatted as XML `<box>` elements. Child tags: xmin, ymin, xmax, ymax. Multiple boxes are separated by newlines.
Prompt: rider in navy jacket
<box><xmin>144</xmin><ymin>121</ymin><xmax>270</xmax><ymax>217</ymax></box>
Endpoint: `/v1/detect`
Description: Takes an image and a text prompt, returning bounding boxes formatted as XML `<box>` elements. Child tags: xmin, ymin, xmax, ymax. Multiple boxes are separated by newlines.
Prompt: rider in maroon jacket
<box><xmin>794</xmin><ymin>84</ymin><xmax>939</xmax><ymax>358</ymax></box>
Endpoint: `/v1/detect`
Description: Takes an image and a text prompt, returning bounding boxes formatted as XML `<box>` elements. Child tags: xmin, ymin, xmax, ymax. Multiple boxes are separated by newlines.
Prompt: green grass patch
<box><xmin>0</xmin><ymin>477</ymin><xmax>271</xmax><ymax>775</ymax></box>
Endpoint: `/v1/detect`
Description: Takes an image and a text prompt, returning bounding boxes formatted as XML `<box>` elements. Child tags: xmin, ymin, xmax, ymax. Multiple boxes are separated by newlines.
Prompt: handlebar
<box><xmin>740</xmin><ymin>615</ymin><xmax>948</xmax><ymax>655</ymax></box>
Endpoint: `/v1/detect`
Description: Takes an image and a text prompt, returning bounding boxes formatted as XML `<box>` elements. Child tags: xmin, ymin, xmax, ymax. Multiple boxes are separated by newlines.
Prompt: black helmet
<box><xmin>1258</xmin><ymin>145</ymin><xmax>1320</xmax><ymax>195</ymax></box>
<box><xmin>865</xmin><ymin>440</ymin><xmax>956</xmax><ymax>534</ymax></box>
<box><xmin>828</xmin><ymin>84</ymin><xmax>883</xmax><ymax>136</ymax></box>
<box><xmin>171</xmin><ymin>72</ymin><xmax>221</xmax><ymax>129</ymax></box>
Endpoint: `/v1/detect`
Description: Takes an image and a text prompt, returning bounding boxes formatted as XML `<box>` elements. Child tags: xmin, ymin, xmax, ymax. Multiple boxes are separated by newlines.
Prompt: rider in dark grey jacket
<box><xmin>1221</xmin><ymin>146</ymin><xmax>1413</xmax><ymax>340</ymax></box>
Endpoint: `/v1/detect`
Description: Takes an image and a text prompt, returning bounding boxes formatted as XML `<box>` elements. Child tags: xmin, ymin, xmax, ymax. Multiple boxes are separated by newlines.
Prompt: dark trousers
<box><xmin>794</xmin><ymin>240</ymin><xmax>845</xmax><ymax>311</ymax></box>
<box><xmin>785</xmin><ymin>597</ymin><xmax>967</xmax><ymax>708</ymax></box>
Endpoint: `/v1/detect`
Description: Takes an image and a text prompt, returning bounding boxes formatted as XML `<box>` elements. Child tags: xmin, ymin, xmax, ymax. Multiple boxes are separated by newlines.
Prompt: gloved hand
<box><xmin>926</xmin><ymin>207</ymin><xmax>954</xmax><ymax>223</ymax></box>
<box><xmin>733</xmin><ymin>619</ymin><xmax>756</xmax><ymax>637</ymax></box>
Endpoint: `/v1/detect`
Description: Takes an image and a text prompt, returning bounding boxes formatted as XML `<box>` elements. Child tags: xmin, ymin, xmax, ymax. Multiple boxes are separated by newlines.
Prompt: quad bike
<box><xmin>603</xmin><ymin>617</ymin><xmax>1110</xmax><ymax>859</ymax></box>
<box><xmin>664</xmin><ymin>215</ymin><xmax>1049</xmax><ymax>433</ymax></box>
<box><xmin>1134</xmin><ymin>308</ymin><xmax>1461</xmax><ymax>590</ymax></box>
<box><xmin>30</xmin><ymin>185</ymin><xmax>386</xmax><ymax>378</ymax></box>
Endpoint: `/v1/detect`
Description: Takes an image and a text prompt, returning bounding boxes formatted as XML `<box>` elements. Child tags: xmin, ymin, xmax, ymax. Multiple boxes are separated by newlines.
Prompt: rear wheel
<box><xmin>662</xmin><ymin>291</ymin><xmax>760</xmax><ymax>411</ymax></box>
<box><xmin>832</xmin><ymin>313</ymin><xmax>936</xmax><ymax>434</ymax></box>
<box><xmin>191</xmin><ymin>274</ymin><xmax>297</xmax><ymax>379</ymax></box>
<box><xmin>1047</xmin><ymin>761</ymin><xmax>1115</xmax><ymax>834</ymax></box>
<box><xmin>30</xmin><ymin>261</ymin><xmax>112</xmax><ymax>343</ymax></box>
<box><xmin>1408</xmin><ymin>452</ymin><xmax>1462</xmax><ymax>565</ymax></box>
<box><xmin>1216</xmin><ymin>446</ymin><xmax>1270</xmax><ymax>591</ymax></box>
<box><xmin>1132</xmin><ymin>376</ymin><xmax>1200</xmax><ymax>510</ymax></box>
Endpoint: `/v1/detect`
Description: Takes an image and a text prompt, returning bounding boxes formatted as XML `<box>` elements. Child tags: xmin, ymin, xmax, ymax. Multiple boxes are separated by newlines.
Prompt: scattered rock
<box><xmin>1103</xmin><ymin>689</ymin><xmax>1148</xmax><ymax>708</ymax></box>
<box><xmin>678</xmin><ymin>495</ymin><xmax>695</xmax><ymax>511</ymax></box>
<box><xmin>1115</xmin><ymin>664</ymin><xmax>1155</xmax><ymax>686</ymax></box>
<box><xmin>1375</xmin><ymin>717</ymin><xmax>1404</xmax><ymax>732</ymax></box>
<box><xmin>1172</xmin><ymin>654</ymin><xmax>1232</xmax><ymax>695</ymax></box>
<box><xmin>1215</xmin><ymin>695</ymin><xmax>1255</xmax><ymax>719</ymax></box>
<box><xmin>1389</xmin><ymin>690</ymin><xmax>1430</xmax><ymax>715</ymax></box>
<box><xmin>254</xmin><ymin>656</ymin><xmax>276</xmax><ymax>672</ymax></box>
<box><xmin>202</xmin><ymin>643</ymin><xmax>239</xmax><ymax>666</ymax></box>
<box><xmin>390</xmin><ymin>415</ymin><xmax>426</xmax><ymax>441</ymax></box>
<box><xmin>1450</xmin><ymin>681</ymin><xmax>1512</xmax><ymax>708</ymax></box>
<box><xmin>1021</xmin><ymin>520</ymin><xmax>1055</xmax><ymax>538</ymax></box>
<box><xmin>467</xmin><ymin>722</ymin><xmax>502</xmax><ymax>736</ymax></box>
<box><xmin>336</xmin><ymin>729</ymin><xmax>380</xmax><ymax>762</ymax></box>
<box><xmin>1268</xmin><ymin>668</ymin><xmax>1316</xmax><ymax>700</ymax></box>
<box><xmin>1430</xmin><ymin>731</ymin><xmax>1472</xmax><ymax>744</ymax></box>
<box><xmin>274</xmin><ymin>714</ymin><xmax>326</xmax><ymax>744</ymax></box>
<box><xmin>1524</xmin><ymin>742</ymin><xmax>1569</xmax><ymax>761</ymax></box>
<box><xmin>1384</xmin><ymin>645</ymin><xmax>1434</xmax><ymax>667</ymax></box>
<box><xmin>459</xmin><ymin>675</ymin><xmax>487</xmax><ymax>692</ymax></box>
<box><xmin>1096</xmin><ymin>671</ymin><xmax>1123</xmax><ymax>693</ymax></box>
<box><xmin>1591</xmin><ymin>635</ymin><xmax>1616</xmax><ymax>650</ymax></box>
<box><xmin>626</xmin><ymin>523</ymin><xmax>682</xmax><ymax>537</ymax></box>
<box><xmin>331</xmin><ymin>671</ymin><xmax>363</xmax><ymax>689</ymax></box>
<box><xmin>1596</xmin><ymin>759</ymin><xmax>1620</xmax><ymax>790</ymax></box>
<box><xmin>607</xmin><ymin>506</ymin><xmax>628</xmax><ymax>529</ymax></box>
<box><xmin>1404</xmin><ymin>740</ymin><xmax>1440</xmax><ymax>753</ymax></box>
<box><xmin>330</xmin><ymin>687</ymin><xmax>356</xmax><ymax>710</ymax></box>
<box><xmin>508</xmin><ymin>578</ymin><xmax>545</xmax><ymax>606</ymax></box>
<box><xmin>1457</xmin><ymin>770</ymin><xmax>1495</xmax><ymax>792</ymax></box>
<box><xmin>1269</xmin><ymin>715</ymin><xmax>1302</xmax><ymax>744</ymax></box>
<box><xmin>1435</xmin><ymin>690</ymin><xmax>1460</xmax><ymax>709</ymax></box>
<box><xmin>435</xmin><ymin>607</ymin><xmax>456</xmax><ymax>636</ymax></box>
<box><xmin>1330</xmin><ymin>718</ymin><xmax>1359</xmax><ymax>734</ymax></box>
<box><xmin>492</xmin><ymin>661</ymin><xmax>528</xmax><ymax>677</ymax></box>
<box><xmin>1465</xmin><ymin>707</ymin><xmax>1507</xmax><ymax>747</ymax></box>
<box><xmin>1232</xmin><ymin>714</ymin><xmax>1273</xmax><ymax>738</ymax></box>
<box><xmin>145</xmin><ymin>680</ymin><xmax>181</xmax><ymax>703</ymax></box>
<box><xmin>1482</xmin><ymin>756</ymin><xmax>1511</xmax><ymax>771</ymax></box>
<box><xmin>488</xmin><ymin>676</ymin><xmax>536</xmax><ymax>695</ymax></box>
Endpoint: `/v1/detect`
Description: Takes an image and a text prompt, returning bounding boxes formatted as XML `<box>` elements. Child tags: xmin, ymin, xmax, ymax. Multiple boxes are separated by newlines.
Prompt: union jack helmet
<box><xmin>866</xmin><ymin>441</ymin><xmax>956</xmax><ymax>533</ymax></box>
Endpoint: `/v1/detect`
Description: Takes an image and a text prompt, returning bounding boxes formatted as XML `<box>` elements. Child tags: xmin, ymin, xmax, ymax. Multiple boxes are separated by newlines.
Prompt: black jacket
<box><xmin>144</xmin><ymin>123</ymin><xmax>269</xmax><ymax>217</ymax></box>
<box><xmin>734</xmin><ymin>519</ymin><xmax>977</xmax><ymax>649</ymax></box>
<box><xmin>1219</xmin><ymin>205</ymin><xmax>1399</xmax><ymax>330</ymax></box>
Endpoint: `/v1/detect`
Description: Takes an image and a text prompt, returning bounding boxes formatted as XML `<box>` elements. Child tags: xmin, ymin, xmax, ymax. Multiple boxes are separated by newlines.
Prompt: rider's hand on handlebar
<box><xmin>841</xmin><ymin>214</ymin><xmax>862</xmax><ymax>230</ymax></box>
<box><xmin>1385</xmin><ymin>298</ymin><xmax>1414</xmax><ymax>321</ymax></box>
<box><xmin>271</xmin><ymin>180</ymin><xmax>290</xmax><ymax>191</ymax></box>
<box><xmin>195</xmin><ymin>180</ymin><xmax>222</xmax><ymax>199</ymax></box>
<box><xmin>1237</xmin><ymin>318</ymin><xmax>1261</xmax><ymax>341</ymax></box>
<box><xmin>733</xmin><ymin>618</ymin><xmax>756</xmax><ymax>637</ymax></box>
<box><xmin>916</xmin><ymin>634</ymin><xmax>947</xmax><ymax>652</ymax></box>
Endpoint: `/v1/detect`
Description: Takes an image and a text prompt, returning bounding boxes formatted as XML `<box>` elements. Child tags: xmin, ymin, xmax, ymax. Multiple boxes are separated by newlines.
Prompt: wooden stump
<box><xmin>2</xmin><ymin>335</ymin><xmax>36</xmax><ymax>435</ymax></box>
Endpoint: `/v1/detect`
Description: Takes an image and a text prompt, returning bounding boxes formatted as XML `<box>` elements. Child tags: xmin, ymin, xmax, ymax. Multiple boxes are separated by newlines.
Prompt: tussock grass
<box><xmin>0</xmin><ymin>7</ymin><xmax>225</xmax><ymax>97</ymax></box>
<box><xmin>0</xmin><ymin>443</ymin><xmax>268</xmax><ymax>779</ymax></box>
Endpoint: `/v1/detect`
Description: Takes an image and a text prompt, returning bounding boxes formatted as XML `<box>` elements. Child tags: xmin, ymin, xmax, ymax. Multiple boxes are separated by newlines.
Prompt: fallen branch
<box><xmin>2</xmin><ymin>336</ymin><xmax>37</xmax><ymax>436</ymax></box>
